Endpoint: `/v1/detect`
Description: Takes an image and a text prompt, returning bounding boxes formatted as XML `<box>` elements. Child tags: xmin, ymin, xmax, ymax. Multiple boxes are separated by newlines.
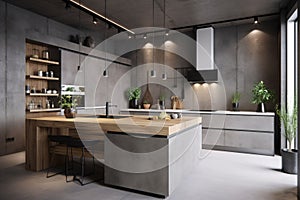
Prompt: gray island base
<box><xmin>104</xmin><ymin>125</ymin><xmax>202</xmax><ymax>197</ymax></box>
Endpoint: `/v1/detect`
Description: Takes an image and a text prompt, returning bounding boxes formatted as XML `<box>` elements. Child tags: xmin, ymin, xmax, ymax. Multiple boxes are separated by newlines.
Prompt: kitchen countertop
<box><xmin>120</xmin><ymin>108</ymin><xmax>275</xmax><ymax>116</ymax></box>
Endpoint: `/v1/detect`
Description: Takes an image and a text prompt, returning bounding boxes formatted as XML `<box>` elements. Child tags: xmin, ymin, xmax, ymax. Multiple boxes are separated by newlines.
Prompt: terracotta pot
<box><xmin>143</xmin><ymin>103</ymin><xmax>151</xmax><ymax>109</ymax></box>
<box><xmin>64</xmin><ymin>108</ymin><xmax>76</xmax><ymax>118</ymax></box>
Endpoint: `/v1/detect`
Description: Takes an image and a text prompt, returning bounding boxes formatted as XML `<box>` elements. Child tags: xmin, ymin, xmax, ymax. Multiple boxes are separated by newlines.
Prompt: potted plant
<box><xmin>232</xmin><ymin>92</ymin><xmax>241</xmax><ymax>111</ymax></box>
<box><xmin>128</xmin><ymin>87</ymin><xmax>141</xmax><ymax>109</ymax></box>
<box><xmin>60</xmin><ymin>95</ymin><xmax>77</xmax><ymax>118</ymax></box>
<box><xmin>143</xmin><ymin>100</ymin><xmax>151</xmax><ymax>109</ymax></box>
<box><xmin>276</xmin><ymin>101</ymin><xmax>298</xmax><ymax>174</ymax></box>
<box><xmin>251</xmin><ymin>81</ymin><xmax>273</xmax><ymax>112</ymax></box>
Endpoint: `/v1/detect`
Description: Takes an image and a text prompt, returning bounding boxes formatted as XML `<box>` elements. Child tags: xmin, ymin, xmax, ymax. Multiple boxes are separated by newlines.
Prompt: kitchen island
<box><xmin>26</xmin><ymin>115</ymin><xmax>202</xmax><ymax>197</ymax></box>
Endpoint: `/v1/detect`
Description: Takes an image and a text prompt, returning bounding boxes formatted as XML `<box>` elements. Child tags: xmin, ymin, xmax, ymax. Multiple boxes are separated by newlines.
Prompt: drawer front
<box><xmin>201</xmin><ymin>114</ymin><xmax>226</xmax><ymax>129</ymax></box>
<box><xmin>202</xmin><ymin>128</ymin><xmax>224</xmax><ymax>146</ymax></box>
<box><xmin>224</xmin><ymin>130</ymin><xmax>274</xmax><ymax>151</ymax></box>
<box><xmin>225</xmin><ymin>115</ymin><xmax>274</xmax><ymax>132</ymax></box>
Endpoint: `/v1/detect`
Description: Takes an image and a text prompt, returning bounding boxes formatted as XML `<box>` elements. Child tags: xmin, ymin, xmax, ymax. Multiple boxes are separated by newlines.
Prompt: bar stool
<box><xmin>66</xmin><ymin>137</ymin><xmax>100</xmax><ymax>185</ymax></box>
<box><xmin>46</xmin><ymin>135</ymin><xmax>72</xmax><ymax>182</ymax></box>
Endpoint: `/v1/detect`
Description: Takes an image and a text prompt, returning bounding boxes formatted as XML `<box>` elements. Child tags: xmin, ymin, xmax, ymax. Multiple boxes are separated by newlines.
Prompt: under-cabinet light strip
<box><xmin>69</xmin><ymin>0</ymin><xmax>135</xmax><ymax>34</ymax></box>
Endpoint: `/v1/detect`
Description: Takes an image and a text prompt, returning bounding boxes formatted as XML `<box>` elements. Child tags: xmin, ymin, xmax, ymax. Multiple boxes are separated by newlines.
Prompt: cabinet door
<box><xmin>202</xmin><ymin>128</ymin><xmax>224</xmax><ymax>146</ymax></box>
<box><xmin>224</xmin><ymin>130</ymin><xmax>274</xmax><ymax>155</ymax></box>
<box><xmin>225</xmin><ymin>115</ymin><xmax>274</xmax><ymax>132</ymax></box>
<box><xmin>201</xmin><ymin>114</ymin><xmax>226</xmax><ymax>129</ymax></box>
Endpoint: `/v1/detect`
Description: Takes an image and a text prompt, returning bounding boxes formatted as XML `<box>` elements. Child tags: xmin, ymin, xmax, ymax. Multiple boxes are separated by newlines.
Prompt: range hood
<box><xmin>185</xmin><ymin>27</ymin><xmax>218</xmax><ymax>83</ymax></box>
<box><xmin>186</xmin><ymin>68</ymin><xmax>218</xmax><ymax>83</ymax></box>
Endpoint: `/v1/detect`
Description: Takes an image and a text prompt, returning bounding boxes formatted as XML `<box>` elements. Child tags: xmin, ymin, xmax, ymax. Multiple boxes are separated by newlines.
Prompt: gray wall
<box><xmin>0</xmin><ymin>1</ymin><xmax>105</xmax><ymax>155</ymax></box>
<box><xmin>123</xmin><ymin>19</ymin><xmax>280</xmax><ymax>111</ymax></box>
<box><xmin>214</xmin><ymin>19</ymin><xmax>280</xmax><ymax>111</ymax></box>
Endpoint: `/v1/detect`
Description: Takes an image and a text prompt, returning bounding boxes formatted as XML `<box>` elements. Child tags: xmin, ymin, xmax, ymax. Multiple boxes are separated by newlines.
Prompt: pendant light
<box><xmin>103</xmin><ymin>0</ymin><xmax>108</xmax><ymax>78</ymax></box>
<box><xmin>150</xmin><ymin>0</ymin><xmax>156</xmax><ymax>78</ymax></box>
<box><xmin>162</xmin><ymin>0</ymin><xmax>167</xmax><ymax>80</ymax></box>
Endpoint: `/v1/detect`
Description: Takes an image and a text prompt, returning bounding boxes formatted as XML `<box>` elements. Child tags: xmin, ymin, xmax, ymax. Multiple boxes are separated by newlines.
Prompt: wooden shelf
<box><xmin>28</xmin><ymin>93</ymin><xmax>59</xmax><ymax>97</ymax></box>
<box><xmin>27</xmin><ymin>108</ymin><xmax>61</xmax><ymax>113</ymax></box>
<box><xmin>26</xmin><ymin>75</ymin><xmax>59</xmax><ymax>81</ymax></box>
<box><xmin>27</xmin><ymin>57</ymin><xmax>60</xmax><ymax>65</ymax></box>
<box><xmin>61</xmin><ymin>91</ymin><xmax>85</xmax><ymax>95</ymax></box>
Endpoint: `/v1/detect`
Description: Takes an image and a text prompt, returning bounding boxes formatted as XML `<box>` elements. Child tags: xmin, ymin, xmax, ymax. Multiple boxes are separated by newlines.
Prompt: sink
<box><xmin>96</xmin><ymin>115</ymin><xmax>131</xmax><ymax>119</ymax></box>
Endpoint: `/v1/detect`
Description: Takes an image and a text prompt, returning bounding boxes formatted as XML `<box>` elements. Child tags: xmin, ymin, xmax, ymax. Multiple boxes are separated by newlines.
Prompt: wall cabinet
<box><xmin>25</xmin><ymin>41</ymin><xmax>61</xmax><ymax>117</ymax></box>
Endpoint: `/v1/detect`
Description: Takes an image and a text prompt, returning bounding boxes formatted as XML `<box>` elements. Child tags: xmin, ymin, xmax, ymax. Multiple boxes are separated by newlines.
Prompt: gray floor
<box><xmin>0</xmin><ymin>150</ymin><xmax>297</xmax><ymax>200</ymax></box>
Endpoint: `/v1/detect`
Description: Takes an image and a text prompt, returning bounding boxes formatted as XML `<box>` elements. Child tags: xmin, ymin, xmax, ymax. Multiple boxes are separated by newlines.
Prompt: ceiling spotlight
<box><xmin>143</xmin><ymin>34</ymin><xmax>147</xmax><ymax>39</ymax></box>
<box><xmin>165</xmin><ymin>30</ymin><xmax>169</xmax><ymax>36</ymax></box>
<box><xmin>92</xmin><ymin>17</ymin><xmax>97</xmax><ymax>24</ymax></box>
<box><xmin>254</xmin><ymin>16</ymin><xmax>259</xmax><ymax>24</ymax></box>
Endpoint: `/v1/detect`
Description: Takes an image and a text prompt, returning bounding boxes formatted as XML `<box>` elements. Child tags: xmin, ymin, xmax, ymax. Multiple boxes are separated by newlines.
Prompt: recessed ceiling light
<box><xmin>254</xmin><ymin>16</ymin><xmax>259</xmax><ymax>24</ymax></box>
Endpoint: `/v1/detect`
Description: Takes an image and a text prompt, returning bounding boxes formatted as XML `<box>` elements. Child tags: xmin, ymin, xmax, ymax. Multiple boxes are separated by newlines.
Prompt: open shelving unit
<box><xmin>25</xmin><ymin>40</ymin><xmax>61</xmax><ymax>117</ymax></box>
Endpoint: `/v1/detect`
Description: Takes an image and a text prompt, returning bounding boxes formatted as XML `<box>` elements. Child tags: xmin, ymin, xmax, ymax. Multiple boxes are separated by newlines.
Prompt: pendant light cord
<box><xmin>152</xmin><ymin>0</ymin><xmax>155</xmax><ymax>72</ymax></box>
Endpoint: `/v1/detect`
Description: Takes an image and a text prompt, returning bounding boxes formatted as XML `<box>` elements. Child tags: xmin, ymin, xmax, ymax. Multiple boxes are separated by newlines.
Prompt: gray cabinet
<box><xmin>201</xmin><ymin>113</ymin><xmax>275</xmax><ymax>155</ymax></box>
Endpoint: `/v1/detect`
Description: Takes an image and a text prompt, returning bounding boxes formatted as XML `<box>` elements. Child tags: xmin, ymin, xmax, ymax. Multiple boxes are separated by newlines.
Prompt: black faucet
<box><xmin>105</xmin><ymin>102</ymin><xmax>117</xmax><ymax>118</ymax></box>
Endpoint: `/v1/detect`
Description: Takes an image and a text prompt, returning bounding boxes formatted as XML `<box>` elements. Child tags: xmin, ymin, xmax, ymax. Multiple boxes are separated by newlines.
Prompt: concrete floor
<box><xmin>0</xmin><ymin>150</ymin><xmax>297</xmax><ymax>200</ymax></box>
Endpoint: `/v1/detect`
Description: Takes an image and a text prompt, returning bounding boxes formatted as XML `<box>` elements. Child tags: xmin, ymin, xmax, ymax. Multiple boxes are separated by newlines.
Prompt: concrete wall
<box><xmin>122</xmin><ymin>19</ymin><xmax>280</xmax><ymax>111</ymax></box>
<box><xmin>0</xmin><ymin>1</ymin><xmax>105</xmax><ymax>155</ymax></box>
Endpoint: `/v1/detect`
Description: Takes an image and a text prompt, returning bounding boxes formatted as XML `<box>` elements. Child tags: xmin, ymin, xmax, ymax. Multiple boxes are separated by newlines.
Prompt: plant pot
<box><xmin>143</xmin><ymin>103</ymin><xmax>151</xmax><ymax>109</ymax></box>
<box><xmin>256</xmin><ymin>103</ymin><xmax>265</xmax><ymax>112</ymax></box>
<box><xmin>159</xmin><ymin>100</ymin><xmax>165</xmax><ymax>109</ymax></box>
<box><xmin>129</xmin><ymin>99</ymin><xmax>138</xmax><ymax>109</ymax></box>
<box><xmin>232</xmin><ymin>102</ymin><xmax>239</xmax><ymax>111</ymax></box>
<box><xmin>281</xmin><ymin>148</ymin><xmax>298</xmax><ymax>174</ymax></box>
<box><xmin>64</xmin><ymin>108</ymin><xmax>76</xmax><ymax>118</ymax></box>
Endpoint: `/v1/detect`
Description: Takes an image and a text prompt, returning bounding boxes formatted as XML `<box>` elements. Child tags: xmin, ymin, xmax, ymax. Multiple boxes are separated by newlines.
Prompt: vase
<box><xmin>129</xmin><ymin>99</ymin><xmax>138</xmax><ymax>109</ymax></box>
<box><xmin>232</xmin><ymin>102</ymin><xmax>239</xmax><ymax>111</ymax></box>
<box><xmin>64</xmin><ymin>108</ymin><xmax>76</xmax><ymax>118</ymax></box>
<box><xmin>281</xmin><ymin>148</ymin><xmax>298</xmax><ymax>174</ymax></box>
<box><xmin>256</xmin><ymin>103</ymin><xmax>265</xmax><ymax>112</ymax></box>
<box><xmin>143</xmin><ymin>103</ymin><xmax>151</xmax><ymax>109</ymax></box>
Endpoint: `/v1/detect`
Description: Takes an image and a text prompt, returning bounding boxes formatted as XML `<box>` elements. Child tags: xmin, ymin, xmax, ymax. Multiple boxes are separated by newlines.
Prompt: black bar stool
<box><xmin>66</xmin><ymin>137</ymin><xmax>100</xmax><ymax>185</ymax></box>
<box><xmin>46</xmin><ymin>135</ymin><xmax>72</xmax><ymax>182</ymax></box>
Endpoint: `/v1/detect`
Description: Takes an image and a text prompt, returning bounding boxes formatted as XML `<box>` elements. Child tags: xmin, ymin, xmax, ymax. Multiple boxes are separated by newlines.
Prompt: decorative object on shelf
<box><xmin>25</xmin><ymin>85</ymin><xmax>30</xmax><ymax>94</ymax></box>
<box><xmin>159</xmin><ymin>95</ymin><xmax>165</xmax><ymax>109</ymax></box>
<box><xmin>60</xmin><ymin>95</ymin><xmax>78</xmax><ymax>118</ymax></box>
<box><xmin>142</xmin><ymin>75</ymin><xmax>153</xmax><ymax>105</ymax></box>
<box><xmin>232</xmin><ymin>92</ymin><xmax>241</xmax><ymax>111</ymax></box>
<box><xmin>32</xmin><ymin>48</ymin><xmax>39</xmax><ymax>58</ymax></box>
<box><xmin>276</xmin><ymin>99</ymin><xmax>298</xmax><ymax>174</ymax></box>
<box><xmin>42</xmin><ymin>50</ymin><xmax>49</xmax><ymax>60</ymax></box>
<box><xmin>251</xmin><ymin>81</ymin><xmax>273</xmax><ymax>112</ymax></box>
<box><xmin>143</xmin><ymin>100</ymin><xmax>151</xmax><ymax>109</ymax></box>
<box><xmin>83</xmin><ymin>36</ymin><xmax>95</xmax><ymax>48</ymax></box>
<box><xmin>38</xmin><ymin>70</ymin><xmax>43</xmax><ymax>77</ymax></box>
<box><xmin>171</xmin><ymin>113</ymin><xmax>178</xmax><ymax>119</ymax></box>
<box><xmin>128</xmin><ymin>87</ymin><xmax>141</xmax><ymax>109</ymax></box>
<box><xmin>171</xmin><ymin>96</ymin><xmax>183</xmax><ymax>109</ymax></box>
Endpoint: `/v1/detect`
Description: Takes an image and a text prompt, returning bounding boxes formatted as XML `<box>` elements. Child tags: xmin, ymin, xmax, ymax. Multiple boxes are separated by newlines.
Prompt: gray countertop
<box><xmin>120</xmin><ymin>108</ymin><xmax>275</xmax><ymax>116</ymax></box>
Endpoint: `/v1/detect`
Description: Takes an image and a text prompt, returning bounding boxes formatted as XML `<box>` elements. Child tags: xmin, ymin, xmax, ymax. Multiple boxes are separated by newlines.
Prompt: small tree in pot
<box><xmin>128</xmin><ymin>87</ymin><xmax>141</xmax><ymax>109</ymax></box>
<box><xmin>232</xmin><ymin>92</ymin><xmax>241</xmax><ymax>111</ymax></box>
<box><xmin>251</xmin><ymin>81</ymin><xmax>273</xmax><ymax>112</ymax></box>
<box><xmin>276</xmin><ymin>100</ymin><xmax>298</xmax><ymax>174</ymax></box>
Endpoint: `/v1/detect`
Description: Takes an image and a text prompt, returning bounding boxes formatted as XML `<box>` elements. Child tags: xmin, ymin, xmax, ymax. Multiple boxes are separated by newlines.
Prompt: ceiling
<box><xmin>3</xmin><ymin>0</ymin><xmax>291</xmax><ymax>31</ymax></box>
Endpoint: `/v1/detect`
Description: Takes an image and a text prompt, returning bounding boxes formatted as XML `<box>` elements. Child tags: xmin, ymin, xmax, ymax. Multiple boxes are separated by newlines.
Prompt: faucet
<box><xmin>105</xmin><ymin>102</ymin><xmax>117</xmax><ymax>118</ymax></box>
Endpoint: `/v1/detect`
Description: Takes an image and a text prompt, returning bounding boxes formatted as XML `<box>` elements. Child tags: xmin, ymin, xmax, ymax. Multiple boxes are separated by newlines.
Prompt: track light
<box><xmin>143</xmin><ymin>34</ymin><xmax>147</xmax><ymax>39</ymax></box>
<box><xmin>254</xmin><ymin>16</ymin><xmax>259</xmax><ymax>24</ymax></box>
<box><xmin>92</xmin><ymin>17</ymin><xmax>97</xmax><ymax>24</ymax></box>
<box><xmin>103</xmin><ymin>69</ymin><xmax>108</xmax><ymax>77</ymax></box>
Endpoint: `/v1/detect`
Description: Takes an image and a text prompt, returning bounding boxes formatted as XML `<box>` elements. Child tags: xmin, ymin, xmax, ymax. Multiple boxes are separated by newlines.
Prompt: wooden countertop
<box><xmin>27</xmin><ymin>115</ymin><xmax>202</xmax><ymax>137</ymax></box>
